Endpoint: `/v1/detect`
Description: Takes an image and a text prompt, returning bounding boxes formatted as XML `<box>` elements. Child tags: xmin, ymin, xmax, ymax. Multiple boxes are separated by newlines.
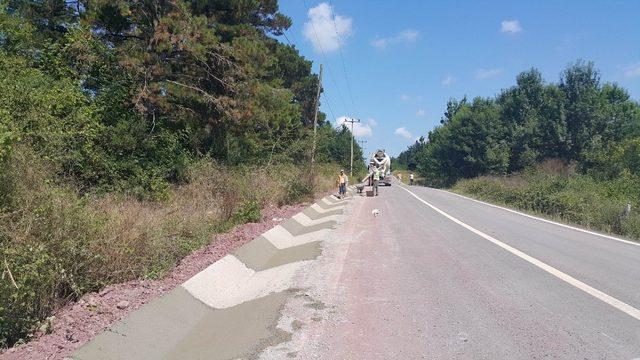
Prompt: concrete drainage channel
<box><xmin>70</xmin><ymin>187</ymin><xmax>355</xmax><ymax>360</ymax></box>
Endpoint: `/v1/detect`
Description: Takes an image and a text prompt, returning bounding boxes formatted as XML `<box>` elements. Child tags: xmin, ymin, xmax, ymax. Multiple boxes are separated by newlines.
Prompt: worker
<box><xmin>410</xmin><ymin>173</ymin><xmax>414</xmax><ymax>186</ymax></box>
<box><xmin>338</xmin><ymin>170</ymin><xmax>348</xmax><ymax>198</ymax></box>
<box><xmin>373</xmin><ymin>167</ymin><xmax>380</xmax><ymax>196</ymax></box>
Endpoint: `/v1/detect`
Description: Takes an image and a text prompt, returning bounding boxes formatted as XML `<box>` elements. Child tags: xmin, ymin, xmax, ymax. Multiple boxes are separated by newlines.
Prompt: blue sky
<box><xmin>278</xmin><ymin>0</ymin><xmax>640</xmax><ymax>157</ymax></box>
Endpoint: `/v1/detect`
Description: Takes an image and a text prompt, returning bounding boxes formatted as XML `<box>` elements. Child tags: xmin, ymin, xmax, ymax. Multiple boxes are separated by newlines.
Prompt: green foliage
<box><xmin>0</xmin><ymin>0</ymin><xmax>352</xmax><ymax>198</ymax></box>
<box><xmin>316</xmin><ymin>124</ymin><xmax>366</xmax><ymax>175</ymax></box>
<box><xmin>284</xmin><ymin>175</ymin><xmax>315</xmax><ymax>205</ymax></box>
<box><xmin>0</xmin><ymin>151</ymin><xmax>107</xmax><ymax>347</ymax></box>
<box><xmin>233</xmin><ymin>200</ymin><xmax>262</xmax><ymax>224</ymax></box>
<box><xmin>407</xmin><ymin>62</ymin><xmax>640</xmax><ymax>186</ymax></box>
<box><xmin>0</xmin><ymin>113</ymin><xmax>18</xmax><ymax>164</ymax></box>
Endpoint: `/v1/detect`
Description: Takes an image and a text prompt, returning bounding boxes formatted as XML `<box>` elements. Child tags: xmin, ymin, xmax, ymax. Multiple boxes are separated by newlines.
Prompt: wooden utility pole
<box><xmin>344</xmin><ymin>118</ymin><xmax>360</xmax><ymax>177</ymax></box>
<box><xmin>311</xmin><ymin>64</ymin><xmax>323</xmax><ymax>168</ymax></box>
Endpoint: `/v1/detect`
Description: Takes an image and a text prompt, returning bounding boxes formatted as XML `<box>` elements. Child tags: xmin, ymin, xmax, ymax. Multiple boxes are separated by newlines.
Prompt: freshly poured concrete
<box><xmin>303</xmin><ymin>206</ymin><xmax>343</xmax><ymax>220</ymax></box>
<box><xmin>262</xmin><ymin>225</ymin><xmax>330</xmax><ymax>249</ymax></box>
<box><xmin>234</xmin><ymin>235</ymin><xmax>322</xmax><ymax>271</ymax></box>
<box><xmin>72</xmin><ymin>288</ymin><xmax>290</xmax><ymax>360</ymax></box>
<box><xmin>281</xmin><ymin>217</ymin><xmax>336</xmax><ymax>236</ymax></box>
<box><xmin>182</xmin><ymin>255</ymin><xmax>306</xmax><ymax>309</ymax></box>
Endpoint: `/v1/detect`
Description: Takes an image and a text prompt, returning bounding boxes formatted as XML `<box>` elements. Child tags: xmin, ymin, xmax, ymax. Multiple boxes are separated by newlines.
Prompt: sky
<box><xmin>277</xmin><ymin>0</ymin><xmax>640</xmax><ymax>157</ymax></box>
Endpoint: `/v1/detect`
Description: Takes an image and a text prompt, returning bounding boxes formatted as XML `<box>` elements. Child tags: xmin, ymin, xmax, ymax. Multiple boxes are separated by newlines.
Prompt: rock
<box><xmin>39</xmin><ymin>316</ymin><xmax>55</xmax><ymax>334</ymax></box>
<box><xmin>116</xmin><ymin>300</ymin><xmax>130</xmax><ymax>309</ymax></box>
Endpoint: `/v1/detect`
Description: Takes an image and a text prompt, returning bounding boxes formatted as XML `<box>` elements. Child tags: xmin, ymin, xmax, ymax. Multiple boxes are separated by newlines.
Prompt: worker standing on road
<box><xmin>410</xmin><ymin>173</ymin><xmax>414</xmax><ymax>186</ymax></box>
<box><xmin>338</xmin><ymin>170</ymin><xmax>348</xmax><ymax>198</ymax></box>
<box><xmin>373</xmin><ymin>167</ymin><xmax>380</xmax><ymax>196</ymax></box>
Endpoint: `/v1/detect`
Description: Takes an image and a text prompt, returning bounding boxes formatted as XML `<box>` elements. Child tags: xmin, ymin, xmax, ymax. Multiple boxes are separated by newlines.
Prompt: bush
<box><xmin>233</xmin><ymin>201</ymin><xmax>262</xmax><ymax>223</ymax></box>
<box><xmin>453</xmin><ymin>162</ymin><xmax>640</xmax><ymax>241</ymax></box>
<box><xmin>284</xmin><ymin>176</ymin><xmax>315</xmax><ymax>205</ymax></box>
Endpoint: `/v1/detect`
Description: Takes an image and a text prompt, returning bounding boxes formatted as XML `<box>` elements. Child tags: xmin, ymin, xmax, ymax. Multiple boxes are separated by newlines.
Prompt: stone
<box><xmin>116</xmin><ymin>300</ymin><xmax>130</xmax><ymax>310</ymax></box>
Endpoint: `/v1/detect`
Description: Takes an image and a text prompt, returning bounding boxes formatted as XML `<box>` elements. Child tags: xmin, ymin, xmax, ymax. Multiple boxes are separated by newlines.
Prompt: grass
<box><xmin>451</xmin><ymin>160</ymin><xmax>640</xmax><ymax>241</ymax></box>
<box><xmin>0</xmin><ymin>150</ymin><xmax>337</xmax><ymax>348</ymax></box>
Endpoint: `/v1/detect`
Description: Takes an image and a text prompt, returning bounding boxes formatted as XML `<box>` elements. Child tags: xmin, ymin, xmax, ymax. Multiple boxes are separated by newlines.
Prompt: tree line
<box><xmin>0</xmin><ymin>0</ymin><xmax>362</xmax><ymax>196</ymax></box>
<box><xmin>395</xmin><ymin>61</ymin><xmax>640</xmax><ymax>186</ymax></box>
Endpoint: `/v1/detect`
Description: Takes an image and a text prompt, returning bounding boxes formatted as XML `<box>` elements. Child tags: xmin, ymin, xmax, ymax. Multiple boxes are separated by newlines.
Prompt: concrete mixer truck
<box><xmin>363</xmin><ymin>149</ymin><xmax>392</xmax><ymax>186</ymax></box>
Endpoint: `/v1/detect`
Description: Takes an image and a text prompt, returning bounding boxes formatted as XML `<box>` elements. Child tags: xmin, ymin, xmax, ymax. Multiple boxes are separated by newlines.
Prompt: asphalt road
<box><xmin>265</xmin><ymin>181</ymin><xmax>640</xmax><ymax>359</ymax></box>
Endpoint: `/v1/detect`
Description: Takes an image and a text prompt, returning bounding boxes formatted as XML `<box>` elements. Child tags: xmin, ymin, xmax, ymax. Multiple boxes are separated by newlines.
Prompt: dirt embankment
<box><xmin>1</xmin><ymin>203</ymin><xmax>310</xmax><ymax>360</ymax></box>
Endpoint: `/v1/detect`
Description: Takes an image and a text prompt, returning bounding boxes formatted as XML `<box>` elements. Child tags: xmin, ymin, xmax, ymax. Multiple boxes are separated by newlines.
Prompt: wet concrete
<box><xmin>234</xmin><ymin>236</ymin><xmax>322</xmax><ymax>271</ymax></box>
<box><xmin>281</xmin><ymin>218</ymin><xmax>336</xmax><ymax>236</ymax></box>
<box><xmin>302</xmin><ymin>206</ymin><xmax>343</xmax><ymax>220</ymax></box>
<box><xmin>72</xmin><ymin>288</ymin><xmax>291</xmax><ymax>360</ymax></box>
<box><xmin>315</xmin><ymin>199</ymin><xmax>347</xmax><ymax>210</ymax></box>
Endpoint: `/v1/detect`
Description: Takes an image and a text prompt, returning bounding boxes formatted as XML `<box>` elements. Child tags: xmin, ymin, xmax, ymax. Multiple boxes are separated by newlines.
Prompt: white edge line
<box><xmin>397</xmin><ymin>184</ymin><xmax>640</xmax><ymax>321</ymax></box>
<box><xmin>432</xmin><ymin>188</ymin><xmax>639</xmax><ymax>248</ymax></box>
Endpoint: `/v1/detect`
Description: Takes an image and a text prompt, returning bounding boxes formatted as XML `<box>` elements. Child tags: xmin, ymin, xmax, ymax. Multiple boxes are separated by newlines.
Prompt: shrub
<box><xmin>233</xmin><ymin>201</ymin><xmax>262</xmax><ymax>224</ymax></box>
<box><xmin>453</xmin><ymin>163</ymin><xmax>640</xmax><ymax>241</ymax></box>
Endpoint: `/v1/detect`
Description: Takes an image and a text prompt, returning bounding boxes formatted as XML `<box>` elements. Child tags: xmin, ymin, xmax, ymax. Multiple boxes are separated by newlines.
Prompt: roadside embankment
<box><xmin>0</xmin><ymin>150</ymin><xmax>337</xmax><ymax>352</ymax></box>
<box><xmin>451</xmin><ymin>163</ymin><xmax>640</xmax><ymax>241</ymax></box>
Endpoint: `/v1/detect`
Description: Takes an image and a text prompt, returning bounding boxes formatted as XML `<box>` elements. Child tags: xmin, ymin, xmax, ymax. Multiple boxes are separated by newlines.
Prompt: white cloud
<box><xmin>395</xmin><ymin>127</ymin><xmax>413</xmax><ymax>139</ymax></box>
<box><xmin>476</xmin><ymin>68</ymin><xmax>503</xmax><ymax>79</ymax></box>
<box><xmin>441</xmin><ymin>75</ymin><xmax>456</xmax><ymax>86</ymax></box>
<box><xmin>303</xmin><ymin>3</ymin><xmax>353</xmax><ymax>54</ymax></box>
<box><xmin>501</xmin><ymin>20</ymin><xmax>522</xmax><ymax>34</ymax></box>
<box><xmin>371</xmin><ymin>29</ymin><xmax>420</xmax><ymax>50</ymax></box>
<box><xmin>367</xmin><ymin>118</ymin><xmax>378</xmax><ymax>127</ymax></box>
<box><xmin>335</xmin><ymin>116</ymin><xmax>372</xmax><ymax>137</ymax></box>
<box><xmin>399</xmin><ymin>94</ymin><xmax>411</xmax><ymax>101</ymax></box>
<box><xmin>399</xmin><ymin>29</ymin><xmax>420</xmax><ymax>42</ymax></box>
<box><xmin>371</xmin><ymin>38</ymin><xmax>389</xmax><ymax>49</ymax></box>
<box><xmin>623</xmin><ymin>62</ymin><xmax>640</xmax><ymax>78</ymax></box>
<box><xmin>416</xmin><ymin>109</ymin><xmax>426</xmax><ymax>116</ymax></box>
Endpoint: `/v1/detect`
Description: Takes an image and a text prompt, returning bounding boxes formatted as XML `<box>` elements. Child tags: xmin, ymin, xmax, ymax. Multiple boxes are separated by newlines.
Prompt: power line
<box><xmin>328</xmin><ymin>0</ymin><xmax>359</xmax><ymax>116</ymax></box>
<box><xmin>301</xmin><ymin>0</ymin><xmax>353</xmax><ymax>118</ymax></box>
<box><xmin>321</xmin><ymin>93</ymin><xmax>337</xmax><ymax>123</ymax></box>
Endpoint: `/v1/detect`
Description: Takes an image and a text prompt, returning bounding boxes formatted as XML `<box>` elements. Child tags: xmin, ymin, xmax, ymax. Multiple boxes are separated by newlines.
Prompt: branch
<box><xmin>3</xmin><ymin>258</ymin><xmax>18</xmax><ymax>289</ymax></box>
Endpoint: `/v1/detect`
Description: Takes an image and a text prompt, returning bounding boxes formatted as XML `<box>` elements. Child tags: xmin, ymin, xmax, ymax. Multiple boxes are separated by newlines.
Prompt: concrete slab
<box><xmin>310</xmin><ymin>203</ymin><xmax>344</xmax><ymax>215</ymax></box>
<box><xmin>72</xmin><ymin>288</ymin><xmax>290</xmax><ymax>360</ymax></box>
<box><xmin>303</xmin><ymin>206</ymin><xmax>343</xmax><ymax>220</ymax></box>
<box><xmin>261</xmin><ymin>225</ymin><xmax>330</xmax><ymax>249</ymax></box>
<box><xmin>324</xmin><ymin>196</ymin><xmax>348</xmax><ymax>204</ymax></box>
<box><xmin>234</xmin><ymin>235</ymin><xmax>322</xmax><ymax>271</ymax></box>
<box><xmin>182</xmin><ymin>255</ymin><xmax>306</xmax><ymax>309</ymax></box>
<box><xmin>281</xmin><ymin>217</ymin><xmax>336</xmax><ymax>236</ymax></box>
<box><xmin>317</xmin><ymin>198</ymin><xmax>347</xmax><ymax>209</ymax></box>
<box><xmin>292</xmin><ymin>212</ymin><xmax>340</xmax><ymax>226</ymax></box>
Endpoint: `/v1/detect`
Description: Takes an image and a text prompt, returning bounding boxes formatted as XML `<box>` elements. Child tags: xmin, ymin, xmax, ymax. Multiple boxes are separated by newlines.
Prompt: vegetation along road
<box><xmin>67</xmin><ymin>182</ymin><xmax>640</xmax><ymax>359</ymax></box>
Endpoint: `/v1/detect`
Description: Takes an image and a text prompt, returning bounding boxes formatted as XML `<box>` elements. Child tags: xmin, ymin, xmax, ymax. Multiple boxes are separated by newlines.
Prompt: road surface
<box><xmin>262</xmin><ymin>182</ymin><xmax>640</xmax><ymax>359</ymax></box>
<box><xmin>73</xmin><ymin>182</ymin><xmax>640</xmax><ymax>359</ymax></box>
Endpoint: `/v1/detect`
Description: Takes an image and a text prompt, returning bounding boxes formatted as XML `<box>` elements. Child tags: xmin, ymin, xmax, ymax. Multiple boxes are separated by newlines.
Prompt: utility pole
<box><xmin>311</xmin><ymin>64</ymin><xmax>323</xmax><ymax>169</ymax></box>
<box><xmin>344</xmin><ymin>117</ymin><xmax>360</xmax><ymax>177</ymax></box>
